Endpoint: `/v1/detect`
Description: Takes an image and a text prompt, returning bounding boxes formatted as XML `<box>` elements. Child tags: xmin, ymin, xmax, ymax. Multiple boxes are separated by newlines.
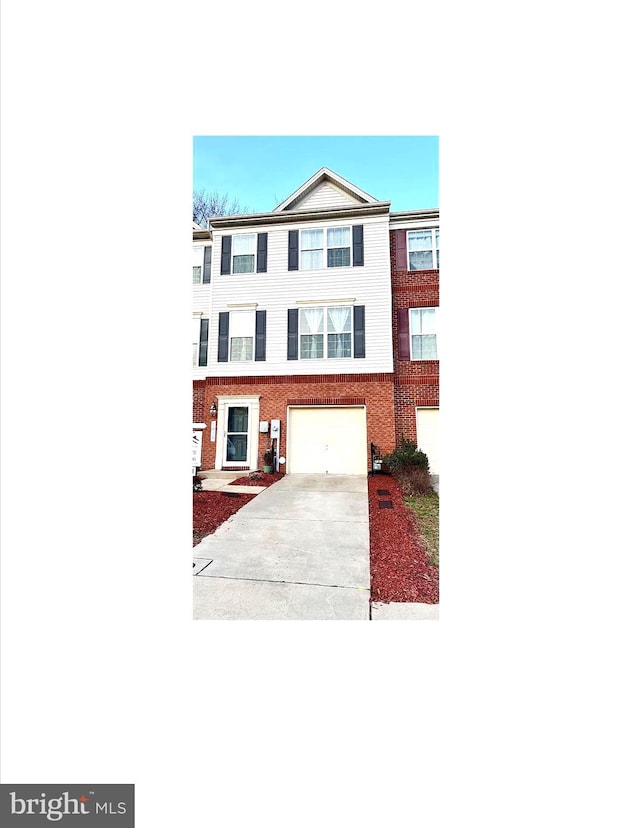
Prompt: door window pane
<box><xmin>228</xmin><ymin>406</ymin><xmax>248</xmax><ymax>433</ymax></box>
<box><xmin>226</xmin><ymin>435</ymin><xmax>247</xmax><ymax>462</ymax></box>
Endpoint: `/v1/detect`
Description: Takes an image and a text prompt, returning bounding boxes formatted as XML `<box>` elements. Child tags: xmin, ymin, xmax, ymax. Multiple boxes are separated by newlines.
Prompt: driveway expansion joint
<box><xmin>197</xmin><ymin>574</ymin><xmax>369</xmax><ymax>591</ymax></box>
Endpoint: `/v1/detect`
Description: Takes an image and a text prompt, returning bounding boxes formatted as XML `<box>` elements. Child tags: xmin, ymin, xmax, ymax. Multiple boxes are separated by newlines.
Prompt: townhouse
<box><xmin>192</xmin><ymin>168</ymin><xmax>438</xmax><ymax>476</ymax></box>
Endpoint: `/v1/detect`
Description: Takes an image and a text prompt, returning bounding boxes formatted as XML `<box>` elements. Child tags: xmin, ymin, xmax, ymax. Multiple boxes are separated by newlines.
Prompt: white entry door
<box><xmin>214</xmin><ymin>396</ymin><xmax>260</xmax><ymax>470</ymax></box>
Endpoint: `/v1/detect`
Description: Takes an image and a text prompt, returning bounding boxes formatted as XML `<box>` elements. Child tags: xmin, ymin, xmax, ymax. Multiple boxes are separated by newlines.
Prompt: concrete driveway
<box><xmin>193</xmin><ymin>474</ymin><xmax>370</xmax><ymax>620</ymax></box>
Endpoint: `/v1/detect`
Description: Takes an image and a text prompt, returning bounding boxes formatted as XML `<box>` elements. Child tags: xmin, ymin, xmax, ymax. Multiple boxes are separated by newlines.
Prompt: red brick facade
<box><xmin>390</xmin><ymin>229</ymin><xmax>439</xmax><ymax>444</ymax></box>
<box><xmin>193</xmin><ymin>226</ymin><xmax>439</xmax><ymax>471</ymax></box>
<box><xmin>199</xmin><ymin>374</ymin><xmax>396</xmax><ymax>472</ymax></box>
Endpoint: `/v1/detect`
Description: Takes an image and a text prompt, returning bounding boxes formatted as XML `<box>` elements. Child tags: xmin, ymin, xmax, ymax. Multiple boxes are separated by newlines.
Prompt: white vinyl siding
<box><xmin>198</xmin><ymin>213</ymin><xmax>393</xmax><ymax>378</ymax></box>
<box><xmin>293</xmin><ymin>180</ymin><xmax>362</xmax><ymax>211</ymax></box>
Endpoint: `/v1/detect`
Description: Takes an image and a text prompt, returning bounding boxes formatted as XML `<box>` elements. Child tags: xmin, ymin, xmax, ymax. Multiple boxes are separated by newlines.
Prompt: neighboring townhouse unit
<box><xmin>192</xmin><ymin>167</ymin><xmax>439</xmax><ymax>476</ymax></box>
<box><xmin>389</xmin><ymin>212</ymin><xmax>440</xmax><ymax>475</ymax></box>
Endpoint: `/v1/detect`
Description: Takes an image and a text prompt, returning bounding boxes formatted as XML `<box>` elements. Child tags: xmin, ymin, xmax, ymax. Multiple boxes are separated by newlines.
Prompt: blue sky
<box><xmin>193</xmin><ymin>136</ymin><xmax>438</xmax><ymax>214</ymax></box>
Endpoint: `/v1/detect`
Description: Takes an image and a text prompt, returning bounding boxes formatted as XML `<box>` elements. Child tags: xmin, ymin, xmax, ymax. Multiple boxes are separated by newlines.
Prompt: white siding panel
<box><xmin>194</xmin><ymin>214</ymin><xmax>392</xmax><ymax>378</ymax></box>
<box><xmin>294</xmin><ymin>181</ymin><xmax>362</xmax><ymax>211</ymax></box>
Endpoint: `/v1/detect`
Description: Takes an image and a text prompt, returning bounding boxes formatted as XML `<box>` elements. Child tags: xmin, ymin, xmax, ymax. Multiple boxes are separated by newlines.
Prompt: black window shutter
<box><xmin>287</xmin><ymin>308</ymin><xmax>299</xmax><ymax>359</ymax></box>
<box><xmin>288</xmin><ymin>230</ymin><xmax>299</xmax><ymax>271</ymax></box>
<box><xmin>203</xmin><ymin>245</ymin><xmax>212</xmax><ymax>283</ymax></box>
<box><xmin>221</xmin><ymin>236</ymin><xmax>231</xmax><ymax>275</ymax></box>
<box><xmin>257</xmin><ymin>233</ymin><xmax>268</xmax><ymax>273</ymax></box>
<box><xmin>218</xmin><ymin>312</ymin><xmax>229</xmax><ymax>362</ymax></box>
<box><xmin>353</xmin><ymin>305</ymin><xmax>365</xmax><ymax>358</ymax></box>
<box><xmin>353</xmin><ymin>225</ymin><xmax>364</xmax><ymax>267</ymax></box>
<box><xmin>198</xmin><ymin>319</ymin><xmax>209</xmax><ymax>366</ymax></box>
<box><xmin>255</xmin><ymin>310</ymin><xmax>266</xmax><ymax>361</ymax></box>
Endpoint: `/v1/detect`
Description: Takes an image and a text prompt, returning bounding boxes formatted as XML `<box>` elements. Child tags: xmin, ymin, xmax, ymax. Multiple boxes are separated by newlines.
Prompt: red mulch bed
<box><xmin>368</xmin><ymin>474</ymin><xmax>439</xmax><ymax>604</ymax></box>
<box><xmin>193</xmin><ymin>472</ymin><xmax>284</xmax><ymax>546</ymax></box>
<box><xmin>193</xmin><ymin>491</ymin><xmax>257</xmax><ymax>547</ymax></box>
<box><xmin>231</xmin><ymin>472</ymin><xmax>285</xmax><ymax>487</ymax></box>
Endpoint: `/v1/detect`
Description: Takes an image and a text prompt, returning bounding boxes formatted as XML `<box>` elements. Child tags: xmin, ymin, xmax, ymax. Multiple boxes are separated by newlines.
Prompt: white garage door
<box><xmin>416</xmin><ymin>408</ymin><xmax>439</xmax><ymax>474</ymax></box>
<box><xmin>288</xmin><ymin>407</ymin><xmax>367</xmax><ymax>474</ymax></box>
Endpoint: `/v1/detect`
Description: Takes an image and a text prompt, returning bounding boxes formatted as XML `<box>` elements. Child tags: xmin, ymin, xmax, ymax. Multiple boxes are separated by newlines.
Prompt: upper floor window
<box><xmin>193</xmin><ymin>246</ymin><xmax>203</xmax><ymax>284</ymax></box>
<box><xmin>300</xmin><ymin>306</ymin><xmax>352</xmax><ymax>359</ymax></box>
<box><xmin>232</xmin><ymin>234</ymin><xmax>257</xmax><ymax>274</ymax></box>
<box><xmin>410</xmin><ymin>308</ymin><xmax>437</xmax><ymax>359</ymax></box>
<box><xmin>193</xmin><ymin>317</ymin><xmax>209</xmax><ymax>367</ymax></box>
<box><xmin>300</xmin><ymin>227</ymin><xmax>351</xmax><ymax>270</ymax></box>
<box><xmin>408</xmin><ymin>229</ymin><xmax>439</xmax><ymax>270</ymax></box>
<box><xmin>229</xmin><ymin>310</ymin><xmax>255</xmax><ymax>361</ymax></box>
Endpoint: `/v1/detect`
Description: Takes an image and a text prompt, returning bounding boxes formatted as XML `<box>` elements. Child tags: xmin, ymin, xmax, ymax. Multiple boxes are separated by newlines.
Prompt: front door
<box><xmin>225</xmin><ymin>405</ymin><xmax>249</xmax><ymax>465</ymax></box>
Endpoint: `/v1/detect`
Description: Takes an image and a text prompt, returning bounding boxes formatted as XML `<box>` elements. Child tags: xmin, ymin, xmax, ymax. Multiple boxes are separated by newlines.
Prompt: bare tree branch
<box><xmin>192</xmin><ymin>189</ymin><xmax>250</xmax><ymax>226</ymax></box>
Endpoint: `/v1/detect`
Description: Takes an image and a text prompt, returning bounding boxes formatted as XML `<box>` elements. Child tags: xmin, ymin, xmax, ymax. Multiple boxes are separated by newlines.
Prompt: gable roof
<box><xmin>273</xmin><ymin>167</ymin><xmax>380</xmax><ymax>212</ymax></box>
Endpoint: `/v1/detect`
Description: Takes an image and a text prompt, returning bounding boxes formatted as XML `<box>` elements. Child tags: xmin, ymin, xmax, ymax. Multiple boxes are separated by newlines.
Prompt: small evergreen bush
<box><xmin>383</xmin><ymin>439</ymin><xmax>432</xmax><ymax>495</ymax></box>
<box><xmin>383</xmin><ymin>439</ymin><xmax>430</xmax><ymax>473</ymax></box>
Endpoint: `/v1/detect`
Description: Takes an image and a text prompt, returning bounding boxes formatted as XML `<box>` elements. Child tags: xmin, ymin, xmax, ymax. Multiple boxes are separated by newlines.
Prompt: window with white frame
<box><xmin>410</xmin><ymin>308</ymin><xmax>437</xmax><ymax>359</ymax></box>
<box><xmin>193</xmin><ymin>246</ymin><xmax>204</xmax><ymax>284</ymax></box>
<box><xmin>232</xmin><ymin>234</ymin><xmax>257</xmax><ymax>274</ymax></box>
<box><xmin>407</xmin><ymin>229</ymin><xmax>439</xmax><ymax>270</ymax></box>
<box><xmin>192</xmin><ymin>317</ymin><xmax>202</xmax><ymax>367</ymax></box>
<box><xmin>229</xmin><ymin>310</ymin><xmax>255</xmax><ymax>361</ymax></box>
<box><xmin>300</xmin><ymin>306</ymin><xmax>352</xmax><ymax>359</ymax></box>
<box><xmin>300</xmin><ymin>227</ymin><xmax>351</xmax><ymax>270</ymax></box>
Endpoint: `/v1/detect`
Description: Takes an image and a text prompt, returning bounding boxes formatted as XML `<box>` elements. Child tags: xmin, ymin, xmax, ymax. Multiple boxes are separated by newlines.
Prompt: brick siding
<box><xmin>199</xmin><ymin>375</ymin><xmax>395</xmax><ymax>472</ymax></box>
<box><xmin>390</xmin><ymin>229</ymin><xmax>439</xmax><ymax>444</ymax></box>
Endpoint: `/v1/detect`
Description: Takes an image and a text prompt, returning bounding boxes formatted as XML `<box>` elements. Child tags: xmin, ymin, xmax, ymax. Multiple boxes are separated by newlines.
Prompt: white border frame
<box><xmin>231</xmin><ymin>232</ymin><xmax>258</xmax><ymax>275</ymax></box>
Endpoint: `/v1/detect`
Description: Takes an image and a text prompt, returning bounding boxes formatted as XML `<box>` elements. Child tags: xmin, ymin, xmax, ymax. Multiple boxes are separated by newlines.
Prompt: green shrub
<box><xmin>383</xmin><ymin>439</ymin><xmax>430</xmax><ymax>474</ymax></box>
<box><xmin>383</xmin><ymin>439</ymin><xmax>432</xmax><ymax>495</ymax></box>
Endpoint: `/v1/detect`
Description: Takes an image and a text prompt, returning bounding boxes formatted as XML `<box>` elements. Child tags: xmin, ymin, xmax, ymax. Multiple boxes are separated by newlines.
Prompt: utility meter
<box><xmin>270</xmin><ymin>419</ymin><xmax>281</xmax><ymax>438</ymax></box>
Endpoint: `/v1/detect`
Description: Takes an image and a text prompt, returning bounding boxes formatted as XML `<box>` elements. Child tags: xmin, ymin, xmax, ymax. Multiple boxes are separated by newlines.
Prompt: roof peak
<box><xmin>273</xmin><ymin>167</ymin><xmax>380</xmax><ymax>213</ymax></box>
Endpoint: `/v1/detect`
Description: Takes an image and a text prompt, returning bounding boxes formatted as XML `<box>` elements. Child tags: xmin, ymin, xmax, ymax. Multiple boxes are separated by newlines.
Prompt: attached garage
<box><xmin>287</xmin><ymin>406</ymin><xmax>368</xmax><ymax>474</ymax></box>
<box><xmin>416</xmin><ymin>407</ymin><xmax>439</xmax><ymax>475</ymax></box>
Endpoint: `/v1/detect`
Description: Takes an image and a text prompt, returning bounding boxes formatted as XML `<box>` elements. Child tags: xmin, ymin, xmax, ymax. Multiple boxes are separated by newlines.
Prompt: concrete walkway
<box><xmin>193</xmin><ymin>475</ymin><xmax>370</xmax><ymax>620</ymax></box>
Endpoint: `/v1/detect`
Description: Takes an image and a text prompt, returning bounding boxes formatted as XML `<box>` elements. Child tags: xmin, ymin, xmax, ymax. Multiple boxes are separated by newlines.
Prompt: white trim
<box><xmin>273</xmin><ymin>167</ymin><xmax>379</xmax><ymax>212</ymax></box>
<box><xmin>299</xmin><ymin>305</ymin><xmax>353</xmax><ymax>360</ymax></box>
<box><xmin>407</xmin><ymin>228</ymin><xmax>439</xmax><ymax>271</ymax></box>
<box><xmin>231</xmin><ymin>232</ymin><xmax>257</xmax><ymax>274</ymax></box>
<box><xmin>299</xmin><ymin>225</ymin><xmax>352</xmax><ymax>270</ymax></box>
<box><xmin>409</xmin><ymin>307</ymin><xmax>438</xmax><ymax>361</ymax></box>
<box><xmin>214</xmin><ymin>396</ymin><xmax>261</xmax><ymax>471</ymax></box>
<box><xmin>390</xmin><ymin>217</ymin><xmax>439</xmax><ymax>231</ymax></box>
<box><xmin>192</xmin><ymin>245</ymin><xmax>205</xmax><ymax>285</ymax></box>
<box><xmin>296</xmin><ymin>298</ymin><xmax>355</xmax><ymax>305</ymax></box>
<box><xmin>192</xmin><ymin>422</ymin><xmax>207</xmax><ymax>429</ymax></box>
<box><xmin>227</xmin><ymin>302</ymin><xmax>258</xmax><ymax>309</ymax></box>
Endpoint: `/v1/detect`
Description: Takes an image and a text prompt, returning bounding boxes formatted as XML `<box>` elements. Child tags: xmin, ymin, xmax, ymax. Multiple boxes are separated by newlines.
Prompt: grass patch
<box><xmin>405</xmin><ymin>492</ymin><xmax>439</xmax><ymax>568</ymax></box>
